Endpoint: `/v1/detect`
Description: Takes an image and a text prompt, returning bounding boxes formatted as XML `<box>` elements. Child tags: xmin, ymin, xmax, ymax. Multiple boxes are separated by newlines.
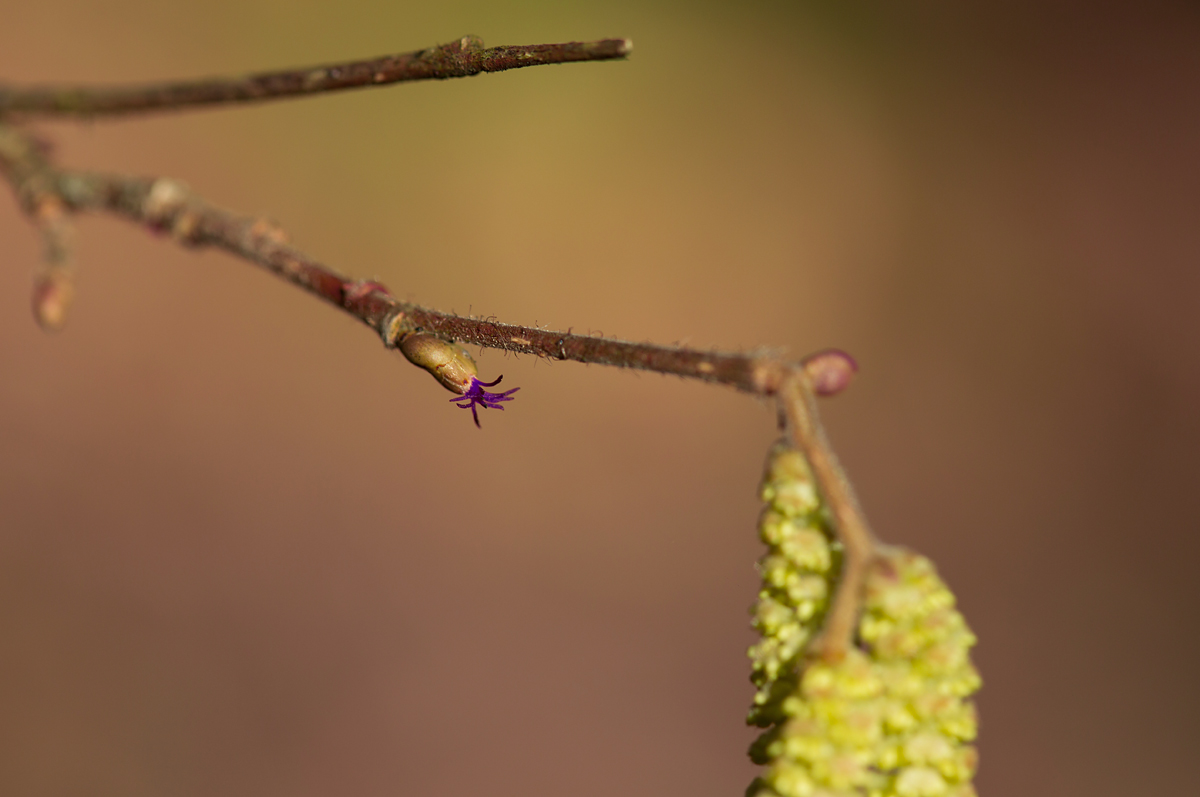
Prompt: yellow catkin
<box><xmin>747</xmin><ymin>442</ymin><xmax>981</xmax><ymax>797</ymax></box>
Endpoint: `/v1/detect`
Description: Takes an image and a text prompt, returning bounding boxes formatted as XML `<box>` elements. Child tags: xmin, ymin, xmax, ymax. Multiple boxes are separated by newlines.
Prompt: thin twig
<box><xmin>779</xmin><ymin>370</ymin><xmax>880</xmax><ymax>662</ymax></box>
<box><xmin>0</xmin><ymin>36</ymin><xmax>631</xmax><ymax>118</ymax></box>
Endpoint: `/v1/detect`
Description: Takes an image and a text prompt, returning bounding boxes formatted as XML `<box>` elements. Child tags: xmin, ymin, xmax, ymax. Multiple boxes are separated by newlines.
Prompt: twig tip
<box><xmin>32</xmin><ymin>268</ymin><xmax>74</xmax><ymax>333</ymax></box>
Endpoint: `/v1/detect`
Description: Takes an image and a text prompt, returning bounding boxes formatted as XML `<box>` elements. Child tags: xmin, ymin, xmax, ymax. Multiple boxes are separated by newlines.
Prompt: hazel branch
<box><xmin>0</xmin><ymin>36</ymin><xmax>631</xmax><ymax>118</ymax></box>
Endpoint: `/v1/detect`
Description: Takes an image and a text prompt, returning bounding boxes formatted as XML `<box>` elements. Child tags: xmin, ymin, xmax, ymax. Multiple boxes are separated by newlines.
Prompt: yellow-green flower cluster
<box><xmin>747</xmin><ymin>443</ymin><xmax>981</xmax><ymax>797</ymax></box>
<box><xmin>747</xmin><ymin>441</ymin><xmax>839</xmax><ymax>730</ymax></box>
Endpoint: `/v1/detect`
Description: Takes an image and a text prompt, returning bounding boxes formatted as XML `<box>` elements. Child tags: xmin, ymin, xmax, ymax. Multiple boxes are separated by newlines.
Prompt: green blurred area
<box><xmin>2</xmin><ymin>3</ymin><xmax>1199</xmax><ymax>797</ymax></box>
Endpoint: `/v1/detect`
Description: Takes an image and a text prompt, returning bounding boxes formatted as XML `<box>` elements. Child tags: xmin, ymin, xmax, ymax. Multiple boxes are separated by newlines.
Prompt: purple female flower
<box><xmin>450</xmin><ymin>375</ymin><xmax>520</xmax><ymax>428</ymax></box>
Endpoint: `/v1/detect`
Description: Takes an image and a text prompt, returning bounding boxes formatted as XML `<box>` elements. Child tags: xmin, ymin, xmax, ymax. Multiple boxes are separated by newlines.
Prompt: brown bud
<box><xmin>398</xmin><ymin>332</ymin><xmax>477</xmax><ymax>394</ymax></box>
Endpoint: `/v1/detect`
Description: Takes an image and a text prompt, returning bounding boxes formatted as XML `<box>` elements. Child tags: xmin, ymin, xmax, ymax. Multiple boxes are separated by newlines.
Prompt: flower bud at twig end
<box><xmin>802</xmin><ymin>349</ymin><xmax>857</xmax><ymax>397</ymax></box>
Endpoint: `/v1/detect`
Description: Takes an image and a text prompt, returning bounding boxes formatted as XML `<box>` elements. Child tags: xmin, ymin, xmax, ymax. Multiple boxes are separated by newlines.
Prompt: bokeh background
<box><xmin>2</xmin><ymin>2</ymin><xmax>1198</xmax><ymax>795</ymax></box>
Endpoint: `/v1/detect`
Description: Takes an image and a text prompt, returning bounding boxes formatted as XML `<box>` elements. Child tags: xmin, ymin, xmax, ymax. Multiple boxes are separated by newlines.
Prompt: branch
<box><xmin>0</xmin><ymin>36</ymin><xmax>632</xmax><ymax>118</ymax></box>
<box><xmin>0</xmin><ymin>34</ymin><xmax>878</xmax><ymax>668</ymax></box>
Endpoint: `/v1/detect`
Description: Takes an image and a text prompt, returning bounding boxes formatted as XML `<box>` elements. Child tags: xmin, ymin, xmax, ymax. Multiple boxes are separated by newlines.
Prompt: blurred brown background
<box><xmin>2</xmin><ymin>2</ymin><xmax>1198</xmax><ymax>795</ymax></box>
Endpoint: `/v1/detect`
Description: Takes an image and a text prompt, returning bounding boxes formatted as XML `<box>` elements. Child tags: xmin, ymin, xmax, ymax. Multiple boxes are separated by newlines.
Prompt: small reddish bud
<box><xmin>802</xmin><ymin>349</ymin><xmax>857</xmax><ymax>397</ymax></box>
